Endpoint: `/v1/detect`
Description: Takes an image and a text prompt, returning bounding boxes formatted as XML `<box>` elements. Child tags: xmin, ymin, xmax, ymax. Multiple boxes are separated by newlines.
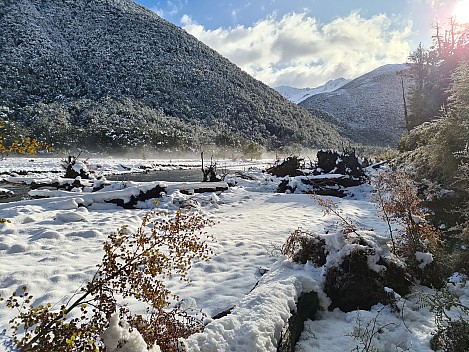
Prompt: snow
<box><xmin>275</xmin><ymin>78</ymin><xmax>350</xmax><ymax>104</ymax></box>
<box><xmin>0</xmin><ymin>189</ymin><xmax>14</xmax><ymax>197</ymax></box>
<box><xmin>101</xmin><ymin>314</ymin><xmax>161</xmax><ymax>352</ymax></box>
<box><xmin>415</xmin><ymin>251</ymin><xmax>434</xmax><ymax>269</ymax></box>
<box><xmin>298</xmin><ymin>63</ymin><xmax>411</xmax><ymax>146</ymax></box>
<box><xmin>0</xmin><ymin>157</ymin><xmax>468</xmax><ymax>352</ymax></box>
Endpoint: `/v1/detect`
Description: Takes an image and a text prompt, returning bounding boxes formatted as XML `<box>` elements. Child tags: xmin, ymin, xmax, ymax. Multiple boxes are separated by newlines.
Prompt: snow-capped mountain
<box><xmin>0</xmin><ymin>0</ymin><xmax>346</xmax><ymax>152</ymax></box>
<box><xmin>274</xmin><ymin>78</ymin><xmax>350</xmax><ymax>104</ymax></box>
<box><xmin>299</xmin><ymin>64</ymin><xmax>411</xmax><ymax>147</ymax></box>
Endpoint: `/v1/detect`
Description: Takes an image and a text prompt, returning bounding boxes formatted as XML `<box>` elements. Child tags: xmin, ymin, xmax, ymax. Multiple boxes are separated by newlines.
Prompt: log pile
<box><xmin>269</xmin><ymin>150</ymin><xmax>368</xmax><ymax>197</ymax></box>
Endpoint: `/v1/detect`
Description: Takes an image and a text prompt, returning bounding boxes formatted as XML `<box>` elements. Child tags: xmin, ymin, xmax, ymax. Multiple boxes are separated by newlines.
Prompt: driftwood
<box><xmin>0</xmin><ymin>188</ymin><xmax>14</xmax><ymax>199</ymax></box>
<box><xmin>179</xmin><ymin>185</ymin><xmax>228</xmax><ymax>195</ymax></box>
<box><xmin>277</xmin><ymin>176</ymin><xmax>365</xmax><ymax>198</ymax></box>
<box><xmin>316</xmin><ymin>148</ymin><xmax>366</xmax><ymax>178</ymax></box>
<box><xmin>211</xmin><ymin>306</ymin><xmax>235</xmax><ymax>320</ymax></box>
<box><xmin>266</xmin><ymin>156</ymin><xmax>305</xmax><ymax>177</ymax></box>
<box><xmin>106</xmin><ymin>184</ymin><xmax>166</xmax><ymax>209</ymax></box>
<box><xmin>310</xmin><ymin>188</ymin><xmax>348</xmax><ymax>198</ymax></box>
<box><xmin>201</xmin><ymin>152</ymin><xmax>223</xmax><ymax>182</ymax></box>
<box><xmin>29</xmin><ymin>181</ymin><xmax>229</xmax><ymax>209</ymax></box>
<box><xmin>234</xmin><ymin>171</ymin><xmax>257</xmax><ymax>180</ymax></box>
<box><xmin>29</xmin><ymin>178</ymin><xmax>105</xmax><ymax>192</ymax></box>
<box><xmin>1</xmin><ymin>170</ymin><xmax>63</xmax><ymax>176</ymax></box>
<box><xmin>63</xmin><ymin>154</ymin><xmax>91</xmax><ymax>179</ymax></box>
<box><xmin>271</xmin><ymin>149</ymin><xmax>368</xmax><ymax>197</ymax></box>
<box><xmin>301</xmin><ymin>176</ymin><xmax>363</xmax><ymax>188</ymax></box>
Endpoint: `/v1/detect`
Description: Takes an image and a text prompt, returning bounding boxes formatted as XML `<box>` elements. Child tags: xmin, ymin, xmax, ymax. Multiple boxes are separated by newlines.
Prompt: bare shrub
<box><xmin>0</xmin><ymin>207</ymin><xmax>214</xmax><ymax>351</ymax></box>
<box><xmin>313</xmin><ymin>195</ymin><xmax>359</xmax><ymax>236</ymax></box>
<box><xmin>348</xmin><ymin>308</ymin><xmax>400</xmax><ymax>352</ymax></box>
<box><xmin>371</xmin><ymin>170</ymin><xmax>448</xmax><ymax>286</ymax></box>
<box><xmin>282</xmin><ymin>229</ymin><xmax>327</xmax><ymax>266</ymax></box>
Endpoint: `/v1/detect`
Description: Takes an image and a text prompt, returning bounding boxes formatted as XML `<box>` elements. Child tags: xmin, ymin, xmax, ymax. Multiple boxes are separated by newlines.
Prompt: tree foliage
<box><xmin>398</xmin><ymin>59</ymin><xmax>469</xmax><ymax>186</ymax></box>
<box><xmin>0</xmin><ymin>0</ymin><xmax>346</xmax><ymax>152</ymax></box>
<box><xmin>242</xmin><ymin>141</ymin><xmax>263</xmax><ymax>161</ymax></box>
<box><xmin>406</xmin><ymin>20</ymin><xmax>469</xmax><ymax>129</ymax></box>
<box><xmin>0</xmin><ymin>119</ymin><xmax>50</xmax><ymax>157</ymax></box>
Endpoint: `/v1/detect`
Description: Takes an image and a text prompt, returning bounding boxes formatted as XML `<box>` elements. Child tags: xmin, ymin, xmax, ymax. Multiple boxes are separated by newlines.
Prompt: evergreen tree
<box><xmin>406</xmin><ymin>21</ymin><xmax>469</xmax><ymax>130</ymax></box>
<box><xmin>398</xmin><ymin>59</ymin><xmax>469</xmax><ymax>186</ymax></box>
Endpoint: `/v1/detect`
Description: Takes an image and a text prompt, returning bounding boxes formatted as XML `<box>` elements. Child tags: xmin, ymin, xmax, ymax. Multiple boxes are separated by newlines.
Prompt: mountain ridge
<box><xmin>274</xmin><ymin>78</ymin><xmax>350</xmax><ymax>104</ymax></box>
<box><xmin>299</xmin><ymin>64</ymin><xmax>410</xmax><ymax>147</ymax></box>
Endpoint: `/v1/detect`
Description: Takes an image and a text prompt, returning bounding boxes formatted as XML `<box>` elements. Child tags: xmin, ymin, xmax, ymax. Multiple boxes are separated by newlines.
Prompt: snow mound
<box><xmin>185</xmin><ymin>259</ymin><xmax>323</xmax><ymax>351</ymax></box>
<box><xmin>101</xmin><ymin>314</ymin><xmax>161</xmax><ymax>352</ymax></box>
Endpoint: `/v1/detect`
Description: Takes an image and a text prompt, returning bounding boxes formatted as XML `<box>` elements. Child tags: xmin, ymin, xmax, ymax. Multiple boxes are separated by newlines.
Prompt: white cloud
<box><xmin>150</xmin><ymin>6</ymin><xmax>165</xmax><ymax>17</ymax></box>
<box><xmin>181</xmin><ymin>11</ymin><xmax>413</xmax><ymax>88</ymax></box>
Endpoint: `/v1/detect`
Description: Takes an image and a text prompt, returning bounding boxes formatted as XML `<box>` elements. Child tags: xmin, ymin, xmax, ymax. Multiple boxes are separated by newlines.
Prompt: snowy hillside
<box><xmin>274</xmin><ymin>78</ymin><xmax>350</xmax><ymax>104</ymax></box>
<box><xmin>0</xmin><ymin>0</ymin><xmax>346</xmax><ymax>151</ymax></box>
<box><xmin>300</xmin><ymin>64</ymin><xmax>411</xmax><ymax>147</ymax></box>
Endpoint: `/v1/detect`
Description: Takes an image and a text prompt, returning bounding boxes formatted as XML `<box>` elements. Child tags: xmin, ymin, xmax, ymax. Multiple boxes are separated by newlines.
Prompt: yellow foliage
<box><xmin>0</xmin><ymin>136</ymin><xmax>52</xmax><ymax>156</ymax></box>
<box><xmin>0</xmin><ymin>124</ymin><xmax>52</xmax><ymax>156</ymax></box>
<box><xmin>1</xmin><ymin>207</ymin><xmax>214</xmax><ymax>351</ymax></box>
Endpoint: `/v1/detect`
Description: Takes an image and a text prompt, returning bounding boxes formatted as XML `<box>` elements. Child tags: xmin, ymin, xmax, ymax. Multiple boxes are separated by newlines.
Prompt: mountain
<box><xmin>0</xmin><ymin>0</ymin><xmax>346</xmax><ymax>152</ymax></box>
<box><xmin>299</xmin><ymin>64</ymin><xmax>410</xmax><ymax>147</ymax></box>
<box><xmin>274</xmin><ymin>78</ymin><xmax>350</xmax><ymax>104</ymax></box>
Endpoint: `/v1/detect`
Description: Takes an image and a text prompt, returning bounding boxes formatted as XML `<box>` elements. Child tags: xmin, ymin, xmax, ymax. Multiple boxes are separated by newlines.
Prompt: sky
<box><xmin>133</xmin><ymin>0</ymin><xmax>467</xmax><ymax>88</ymax></box>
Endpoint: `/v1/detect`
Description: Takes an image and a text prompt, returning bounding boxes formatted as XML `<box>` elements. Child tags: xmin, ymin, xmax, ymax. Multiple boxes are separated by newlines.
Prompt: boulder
<box><xmin>277</xmin><ymin>291</ymin><xmax>319</xmax><ymax>352</ymax></box>
<box><xmin>325</xmin><ymin>247</ymin><xmax>411</xmax><ymax>312</ymax></box>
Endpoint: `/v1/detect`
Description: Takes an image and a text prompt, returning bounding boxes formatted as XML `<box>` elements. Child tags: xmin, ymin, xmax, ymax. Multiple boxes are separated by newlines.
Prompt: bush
<box><xmin>282</xmin><ymin>229</ymin><xmax>327</xmax><ymax>266</ymax></box>
<box><xmin>324</xmin><ymin>243</ymin><xmax>411</xmax><ymax>312</ymax></box>
<box><xmin>372</xmin><ymin>170</ymin><xmax>448</xmax><ymax>287</ymax></box>
<box><xmin>431</xmin><ymin>318</ymin><xmax>469</xmax><ymax>352</ymax></box>
<box><xmin>418</xmin><ymin>284</ymin><xmax>469</xmax><ymax>352</ymax></box>
<box><xmin>0</xmin><ymin>207</ymin><xmax>214</xmax><ymax>351</ymax></box>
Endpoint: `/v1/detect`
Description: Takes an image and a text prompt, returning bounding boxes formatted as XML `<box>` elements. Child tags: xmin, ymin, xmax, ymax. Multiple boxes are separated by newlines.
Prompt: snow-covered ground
<box><xmin>0</xmin><ymin>157</ymin><xmax>467</xmax><ymax>351</ymax></box>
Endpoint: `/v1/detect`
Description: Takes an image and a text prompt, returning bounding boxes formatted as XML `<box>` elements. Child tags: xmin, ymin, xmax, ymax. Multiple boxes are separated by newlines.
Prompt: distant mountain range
<box><xmin>274</xmin><ymin>78</ymin><xmax>350</xmax><ymax>104</ymax></box>
<box><xmin>298</xmin><ymin>64</ymin><xmax>411</xmax><ymax>147</ymax></box>
<box><xmin>0</xmin><ymin>0</ymin><xmax>346</xmax><ymax>152</ymax></box>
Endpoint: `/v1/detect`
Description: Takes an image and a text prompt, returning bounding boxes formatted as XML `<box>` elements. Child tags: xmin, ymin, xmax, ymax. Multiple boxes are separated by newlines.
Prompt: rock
<box><xmin>325</xmin><ymin>247</ymin><xmax>411</xmax><ymax>312</ymax></box>
<box><xmin>277</xmin><ymin>291</ymin><xmax>319</xmax><ymax>352</ymax></box>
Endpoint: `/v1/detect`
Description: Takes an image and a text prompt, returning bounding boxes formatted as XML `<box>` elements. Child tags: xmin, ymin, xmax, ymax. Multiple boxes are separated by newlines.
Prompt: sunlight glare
<box><xmin>452</xmin><ymin>0</ymin><xmax>469</xmax><ymax>24</ymax></box>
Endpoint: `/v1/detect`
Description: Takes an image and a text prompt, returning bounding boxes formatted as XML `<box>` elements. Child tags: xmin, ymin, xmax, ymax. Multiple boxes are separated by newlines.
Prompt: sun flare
<box><xmin>452</xmin><ymin>0</ymin><xmax>469</xmax><ymax>24</ymax></box>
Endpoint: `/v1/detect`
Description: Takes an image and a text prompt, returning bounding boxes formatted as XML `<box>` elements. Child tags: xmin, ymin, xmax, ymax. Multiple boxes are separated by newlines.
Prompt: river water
<box><xmin>106</xmin><ymin>168</ymin><xmax>204</xmax><ymax>182</ymax></box>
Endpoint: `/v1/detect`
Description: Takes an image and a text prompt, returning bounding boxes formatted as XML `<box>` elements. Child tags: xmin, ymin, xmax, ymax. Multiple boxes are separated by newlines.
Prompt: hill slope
<box><xmin>0</xmin><ymin>0</ymin><xmax>346</xmax><ymax>152</ymax></box>
<box><xmin>299</xmin><ymin>64</ymin><xmax>410</xmax><ymax>147</ymax></box>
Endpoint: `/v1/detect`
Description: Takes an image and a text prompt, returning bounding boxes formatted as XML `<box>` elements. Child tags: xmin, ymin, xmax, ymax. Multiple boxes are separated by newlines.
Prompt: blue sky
<box><xmin>134</xmin><ymin>0</ymin><xmax>463</xmax><ymax>87</ymax></box>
